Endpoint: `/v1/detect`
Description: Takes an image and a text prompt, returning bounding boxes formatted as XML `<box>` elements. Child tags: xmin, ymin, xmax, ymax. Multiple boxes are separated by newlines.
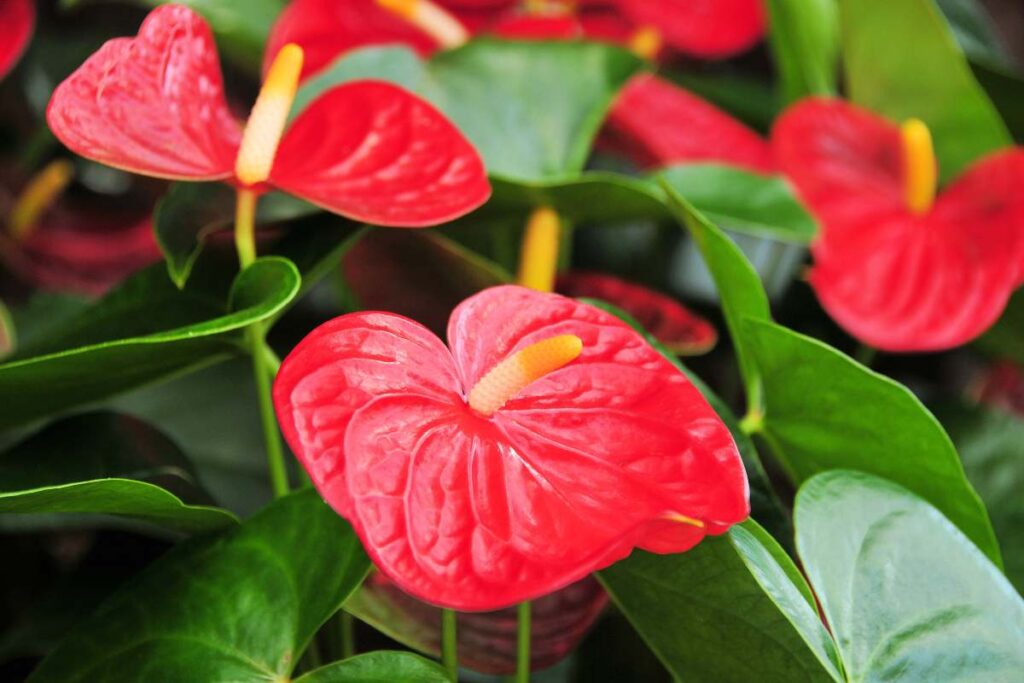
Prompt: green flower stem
<box><xmin>441</xmin><ymin>608</ymin><xmax>458</xmax><ymax>678</ymax></box>
<box><xmin>515</xmin><ymin>601</ymin><xmax>531</xmax><ymax>683</ymax></box>
<box><xmin>341</xmin><ymin>610</ymin><xmax>356</xmax><ymax>659</ymax></box>
<box><xmin>235</xmin><ymin>189</ymin><xmax>289</xmax><ymax>499</ymax></box>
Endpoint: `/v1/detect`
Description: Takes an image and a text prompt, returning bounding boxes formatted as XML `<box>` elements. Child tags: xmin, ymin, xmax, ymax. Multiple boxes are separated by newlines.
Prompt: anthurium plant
<box><xmin>1</xmin><ymin>1</ymin><xmax>1022</xmax><ymax>682</ymax></box>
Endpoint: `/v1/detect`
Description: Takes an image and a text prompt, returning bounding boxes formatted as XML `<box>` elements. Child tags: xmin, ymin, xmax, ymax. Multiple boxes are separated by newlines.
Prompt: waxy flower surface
<box><xmin>0</xmin><ymin>0</ymin><xmax>33</xmax><ymax>80</ymax></box>
<box><xmin>46</xmin><ymin>5</ymin><xmax>489</xmax><ymax>228</ymax></box>
<box><xmin>774</xmin><ymin>98</ymin><xmax>1024</xmax><ymax>351</ymax></box>
<box><xmin>603</xmin><ymin>74</ymin><xmax>774</xmax><ymax>173</ymax></box>
<box><xmin>610</xmin><ymin>0</ymin><xmax>765</xmax><ymax>58</ymax></box>
<box><xmin>274</xmin><ymin>285</ymin><xmax>749</xmax><ymax>610</ymax></box>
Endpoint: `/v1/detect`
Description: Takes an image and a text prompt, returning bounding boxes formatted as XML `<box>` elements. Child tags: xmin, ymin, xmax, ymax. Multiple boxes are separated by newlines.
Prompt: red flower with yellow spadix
<box><xmin>45</xmin><ymin>5</ymin><xmax>489</xmax><ymax>231</ymax></box>
<box><xmin>774</xmin><ymin>98</ymin><xmax>1024</xmax><ymax>352</ymax></box>
<box><xmin>609</xmin><ymin>0</ymin><xmax>765</xmax><ymax>58</ymax></box>
<box><xmin>0</xmin><ymin>0</ymin><xmax>33</xmax><ymax>80</ymax></box>
<box><xmin>274</xmin><ymin>285</ymin><xmax>749</xmax><ymax>610</ymax></box>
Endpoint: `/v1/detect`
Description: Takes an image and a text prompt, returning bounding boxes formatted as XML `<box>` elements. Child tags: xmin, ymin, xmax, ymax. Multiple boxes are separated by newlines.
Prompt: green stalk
<box><xmin>235</xmin><ymin>189</ymin><xmax>289</xmax><ymax>498</ymax></box>
<box><xmin>441</xmin><ymin>608</ymin><xmax>458</xmax><ymax>678</ymax></box>
<box><xmin>515</xmin><ymin>601</ymin><xmax>531</xmax><ymax>683</ymax></box>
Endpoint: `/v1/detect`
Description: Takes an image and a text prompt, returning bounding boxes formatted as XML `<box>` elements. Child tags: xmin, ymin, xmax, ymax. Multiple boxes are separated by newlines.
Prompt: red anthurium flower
<box><xmin>556</xmin><ymin>271</ymin><xmax>718</xmax><ymax>355</ymax></box>
<box><xmin>0</xmin><ymin>159</ymin><xmax>160</xmax><ymax>295</ymax></box>
<box><xmin>264</xmin><ymin>0</ymin><xmax>440</xmax><ymax>81</ymax></box>
<box><xmin>602</xmin><ymin>74</ymin><xmax>774</xmax><ymax>173</ymax></box>
<box><xmin>0</xmin><ymin>0</ymin><xmax>33</xmax><ymax>80</ymax></box>
<box><xmin>274</xmin><ymin>285</ymin><xmax>749</xmax><ymax>610</ymax></box>
<box><xmin>357</xmin><ymin>574</ymin><xmax>607</xmax><ymax>673</ymax></box>
<box><xmin>46</xmin><ymin>5</ymin><xmax>489</xmax><ymax>228</ymax></box>
<box><xmin>774</xmin><ymin>98</ymin><xmax>1024</xmax><ymax>351</ymax></box>
<box><xmin>611</xmin><ymin>0</ymin><xmax>765</xmax><ymax>58</ymax></box>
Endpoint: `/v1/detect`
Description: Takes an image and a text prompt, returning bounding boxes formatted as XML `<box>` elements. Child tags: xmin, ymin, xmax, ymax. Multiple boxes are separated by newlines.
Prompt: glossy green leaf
<box><xmin>295</xmin><ymin>652</ymin><xmax>451</xmax><ymax>683</ymax></box>
<box><xmin>599</xmin><ymin>520</ymin><xmax>839</xmax><ymax>683</ymax></box>
<box><xmin>796</xmin><ymin>471</ymin><xmax>1024</xmax><ymax>681</ymax></box>
<box><xmin>660</xmin><ymin>181</ymin><xmax>771</xmax><ymax>410</ymax></box>
<box><xmin>28</xmin><ymin>489</ymin><xmax>371</xmax><ymax>682</ymax></box>
<box><xmin>0</xmin><ymin>412</ymin><xmax>235</xmax><ymax>533</ymax></box>
<box><xmin>0</xmin><ymin>257</ymin><xmax>299</xmax><ymax>431</ymax></box>
<box><xmin>660</xmin><ymin>164</ymin><xmax>817</xmax><ymax>243</ymax></box>
<box><xmin>766</xmin><ymin>0</ymin><xmax>840</xmax><ymax>103</ymax></box>
<box><xmin>937</xmin><ymin>402</ymin><xmax>1024</xmax><ymax>591</ymax></box>
<box><xmin>296</xmin><ymin>42</ymin><xmax>642</xmax><ymax>180</ymax></box>
<box><xmin>743</xmin><ymin>318</ymin><xmax>1001</xmax><ymax>564</ymax></box>
<box><xmin>141</xmin><ymin>0</ymin><xmax>284</xmax><ymax>69</ymax></box>
<box><xmin>841</xmin><ymin>0</ymin><xmax>1011</xmax><ymax>179</ymax></box>
<box><xmin>110</xmin><ymin>359</ymin><xmax>272</xmax><ymax>516</ymax></box>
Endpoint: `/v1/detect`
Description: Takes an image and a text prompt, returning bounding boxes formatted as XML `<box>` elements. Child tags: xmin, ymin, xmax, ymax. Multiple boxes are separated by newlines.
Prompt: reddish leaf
<box><xmin>0</xmin><ymin>207</ymin><xmax>160</xmax><ymax>296</ymax></box>
<box><xmin>974</xmin><ymin>361</ymin><xmax>1024</xmax><ymax>417</ymax></box>
<box><xmin>613</xmin><ymin>0</ymin><xmax>765</xmax><ymax>57</ymax></box>
<box><xmin>354</xmin><ymin>573</ymin><xmax>608</xmax><ymax>674</ymax></box>
<box><xmin>46</xmin><ymin>5</ymin><xmax>241</xmax><ymax>181</ymax></box>
<box><xmin>264</xmin><ymin>0</ymin><xmax>439</xmax><ymax>81</ymax></box>
<box><xmin>602</xmin><ymin>75</ymin><xmax>774</xmax><ymax>173</ymax></box>
<box><xmin>556</xmin><ymin>271</ymin><xmax>717</xmax><ymax>355</ymax></box>
<box><xmin>0</xmin><ymin>0</ymin><xmax>33</xmax><ymax>80</ymax></box>
<box><xmin>775</xmin><ymin>98</ymin><xmax>1024</xmax><ymax>351</ymax></box>
<box><xmin>271</xmin><ymin>81</ymin><xmax>490</xmax><ymax>226</ymax></box>
<box><xmin>275</xmin><ymin>286</ymin><xmax>748</xmax><ymax>610</ymax></box>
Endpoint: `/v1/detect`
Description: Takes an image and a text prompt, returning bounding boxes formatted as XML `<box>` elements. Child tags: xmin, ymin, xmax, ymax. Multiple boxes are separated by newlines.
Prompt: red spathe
<box><xmin>274</xmin><ymin>286</ymin><xmax>749</xmax><ymax>611</ymax></box>
<box><xmin>774</xmin><ymin>98</ymin><xmax>1024</xmax><ymax>352</ymax></box>
<box><xmin>45</xmin><ymin>5</ymin><xmax>489</xmax><ymax>228</ymax></box>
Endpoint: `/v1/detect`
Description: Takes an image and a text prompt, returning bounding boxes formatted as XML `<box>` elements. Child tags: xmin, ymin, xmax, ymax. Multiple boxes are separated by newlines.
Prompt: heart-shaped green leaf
<box><xmin>0</xmin><ymin>257</ymin><xmax>299</xmax><ymax>431</ymax></box>
<box><xmin>796</xmin><ymin>470</ymin><xmax>1024</xmax><ymax>681</ymax></box>
<box><xmin>27</xmin><ymin>489</ymin><xmax>370</xmax><ymax>682</ymax></box>
<box><xmin>295</xmin><ymin>42</ymin><xmax>642</xmax><ymax>181</ymax></box>
<box><xmin>743</xmin><ymin>318</ymin><xmax>1001</xmax><ymax>564</ymax></box>
<box><xmin>841</xmin><ymin>0</ymin><xmax>1011</xmax><ymax>180</ymax></box>
<box><xmin>660</xmin><ymin>164</ymin><xmax>817</xmax><ymax>243</ymax></box>
<box><xmin>766</xmin><ymin>0</ymin><xmax>840</xmax><ymax>103</ymax></box>
<box><xmin>295</xmin><ymin>652</ymin><xmax>451</xmax><ymax>683</ymax></box>
<box><xmin>0</xmin><ymin>411</ymin><xmax>235</xmax><ymax>533</ymax></box>
<box><xmin>599</xmin><ymin>520</ymin><xmax>841</xmax><ymax>683</ymax></box>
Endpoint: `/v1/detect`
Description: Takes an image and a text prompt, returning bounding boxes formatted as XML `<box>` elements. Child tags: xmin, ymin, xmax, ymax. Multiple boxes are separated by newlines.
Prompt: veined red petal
<box><xmin>489</xmin><ymin>13</ymin><xmax>583</xmax><ymax>40</ymax></box>
<box><xmin>276</xmin><ymin>286</ymin><xmax>748</xmax><ymax>610</ymax></box>
<box><xmin>556</xmin><ymin>271</ymin><xmax>717</xmax><ymax>354</ymax></box>
<box><xmin>602</xmin><ymin>75</ymin><xmax>774</xmax><ymax>173</ymax></box>
<box><xmin>777</xmin><ymin>99</ymin><xmax>1024</xmax><ymax>351</ymax></box>
<box><xmin>273</xmin><ymin>313</ymin><xmax>462</xmax><ymax>518</ymax></box>
<box><xmin>271</xmin><ymin>81</ymin><xmax>490</xmax><ymax>226</ymax></box>
<box><xmin>264</xmin><ymin>0</ymin><xmax>439</xmax><ymax>82</ymax></box>
<box><xmin>0</xmin><ymin>0</ymin><xmax>33</xmax><ymax>80</ymax></box>
<box><xmin>612</xmin><ymin>0</ymin><xmax>765</xmax><ymax>57</ymax></box>
<box><xmin>772</xmin><ymin>97</ymin><xmax>905</xmax><ymax>262</ymax></box>
<box><xmin>46</xmin><ymin>5</ymin><xmax>241</xmax><ymax>181</ymax></box>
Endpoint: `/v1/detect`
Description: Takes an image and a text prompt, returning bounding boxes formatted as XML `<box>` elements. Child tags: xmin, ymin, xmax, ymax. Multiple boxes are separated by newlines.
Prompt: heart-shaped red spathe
<box><xmin>0</xmin><ymin>0</ymin><xmax>34</xmax><ymax>80</ymax></box>
<box><xmin>264</xmin><ymin>0</ymin><xmax>440</xmax><ymax>81</ymax></box>
<box><xmin>270</xmin><ymin>81</ymin><xmax>490</xmax><ymax>227</ymax></box>
<box><xmin>274</xmin><ymin>285</ymin><xmax>749</xmax><ymax>611</ymax></box>
<box><xmin>774</xmin><ymin>97</ymin><xmax>1024</xmax><ymax>351</ymax></box>
<box><xmin>602</xmin><ymin>74</ymin><xmax>774</xmax><ymax>173</ymax></box>
<box><xmin>556</xmin><ymin>271</ymin><xmax>717</xmax><ymax>355</ymax></box>
<box><xmin>47</xmin><ymin>5</ymin><xmax>490</xmax><ymax>227</ymax></box>
<box><xmin>612</xmin><ymin>0</ymin><xmax>765</xmax><ymax>57</ymax></box>
<box><xmin>46</xmin><ymin>5</ymin><xmax>243</xmax><ymax>181</ymax></box>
